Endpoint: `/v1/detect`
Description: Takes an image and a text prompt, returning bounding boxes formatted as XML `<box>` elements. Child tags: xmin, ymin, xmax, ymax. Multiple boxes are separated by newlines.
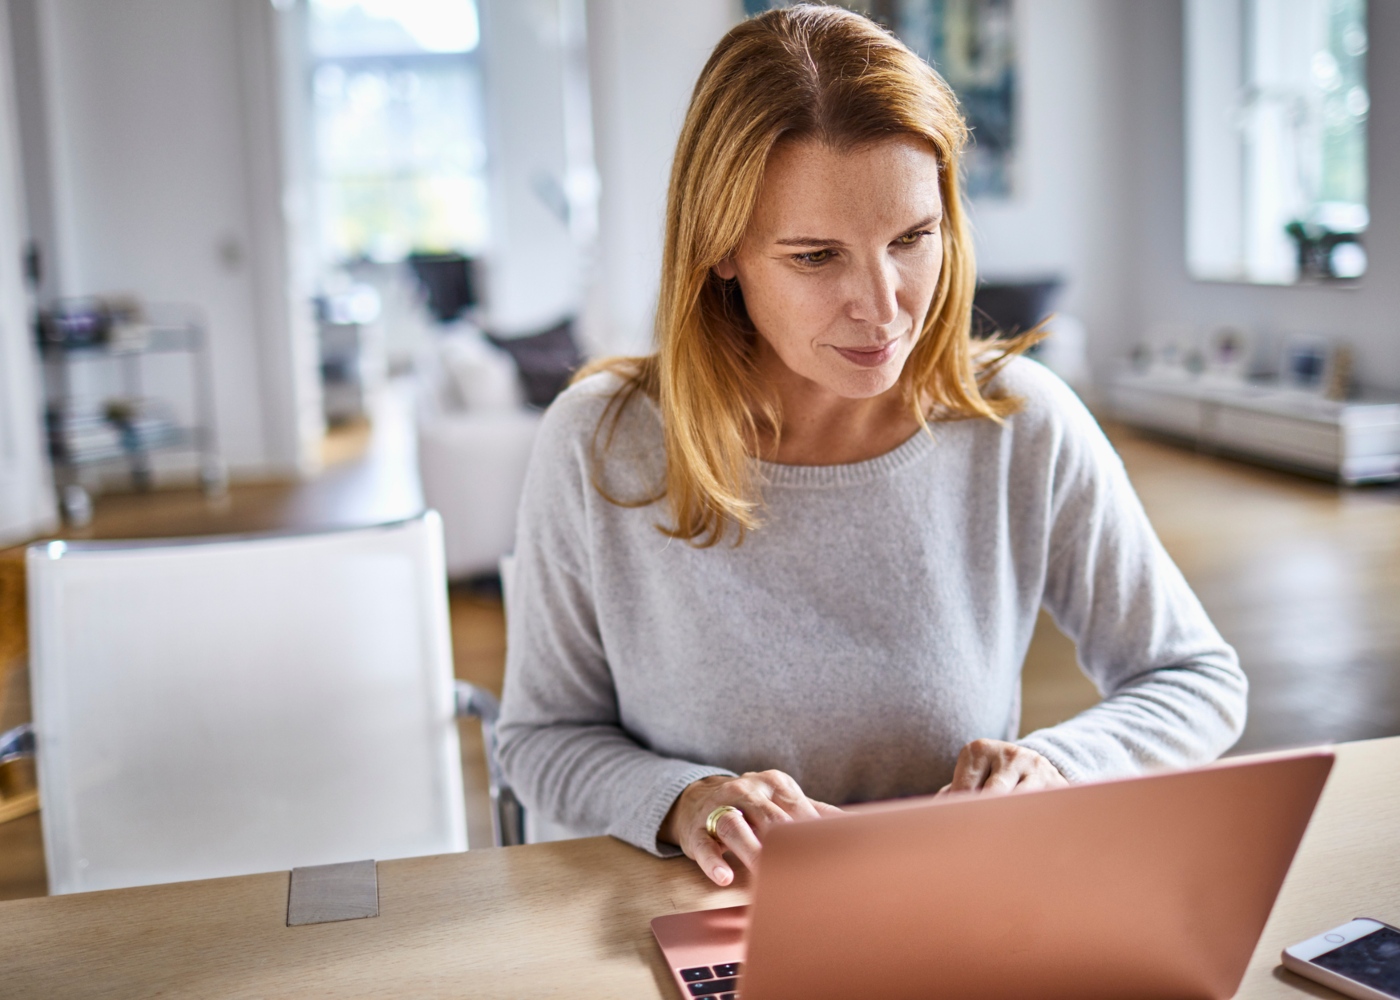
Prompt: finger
<box><xmin>769</xmin><ymin>787</ymin><xmax>823</xmax><ymax>821</ymax></box>
<box><xmin>758</xmin><ymin>771</ymin><xmax>823</xmax><ymax>821</ymax></box>
<box><xmin>711</xmin><ymin>806</ymin><xmax>765</xmax><ymax>872</ymax></box>
<box><xmin>948</xmin><ymin>746</ymin><xmax>993</xmax><ymax>792</ymax></box>
<box><xmin>812</xmin><ymin>800</ymin><xmax>845</xmax><ymax>816</ymax></box>
<box><xmin>981</xmin><ymin>760</ymin><xmax>1022</xmax><ymax>794</ymax></box>
<box><xmin>764</xmin><ymin>777</ymin><xmax>821</xmax><ymax>819</ymax></box>
<box><xmin>733</xmin><ymin>795</ymin><xmax>795</xmax><ymax>838</ymax></box>
<box><xmin>1015</xmin><ymin>764</ymin><xmax>1068</xmax><ymax>791</ymax></box>
<box><xmin>688</xmin><ymin>833</ymin><xmax>735</xmax><ymax>886</ymax></box>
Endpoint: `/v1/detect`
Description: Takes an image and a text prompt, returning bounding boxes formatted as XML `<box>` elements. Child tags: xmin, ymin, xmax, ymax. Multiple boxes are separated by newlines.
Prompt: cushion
<box><xmin>486</xmin><ymin>319</ymin><xmax>583</xmax><ymax>409</ymax></box>
<box><xmin>437</xmin><ymin>332</ymin><xmax>523</xmax><ymax>413</ymax></box>
<box><xmin>972</xmin><ymin>279</ymin><xmax>1063</xmax><ymax>338</ymax></box>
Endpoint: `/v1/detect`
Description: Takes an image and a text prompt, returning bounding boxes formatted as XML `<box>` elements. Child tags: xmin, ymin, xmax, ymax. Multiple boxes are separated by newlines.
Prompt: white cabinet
<box><xmin>1107</xmin><ymin>374</ymin><xmax>1400</xmax><ymax>484</ymax></box>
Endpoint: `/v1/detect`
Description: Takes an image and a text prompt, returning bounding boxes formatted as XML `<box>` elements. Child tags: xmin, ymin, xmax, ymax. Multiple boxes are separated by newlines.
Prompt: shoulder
<box><xmin>539</xmin><ymin>370</ymin><xmax>630</xmax><ymax>432</ymax></box>
<box><xmin>988</xmin><ymin>356</ymin><xmax>1092</xmax><ymax>429</ymax></box>
<box><xmin>983</xmin><ymin>356</ymin><xmax>1103</xmax><ymax>451</ymax></box>
<box><xmin>534</xmin><ymin>371</ymin><xmax>658</xmax><ymax>450</ymax></box>
<box><xmin>527</xmin><ymin>370</ymin><xmax>665</xmax><ymax>496</ymax></box>
<box><xmin>979</xmin><ymin>356</ymin><xmax>1123</xmax><ymax>492</ymax></box>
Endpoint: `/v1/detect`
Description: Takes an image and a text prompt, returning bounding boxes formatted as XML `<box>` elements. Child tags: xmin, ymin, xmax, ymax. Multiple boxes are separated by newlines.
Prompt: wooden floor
<box><xmin>1018</xmin><ymin>430</ymin><xmax>1400</xmax><ymax>753</ymax></box>
<box><xmin>1</xmin><ymin>385</ymin><xmax>1397</xmax><ymax>900</ymax></box>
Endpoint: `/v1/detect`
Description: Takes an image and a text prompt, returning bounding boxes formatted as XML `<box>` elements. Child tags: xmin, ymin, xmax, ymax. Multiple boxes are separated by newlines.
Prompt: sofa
<box><xmin>415</xmin><ymin>329</ymin><xmax>542</xmax><ymax>580</ymax></box>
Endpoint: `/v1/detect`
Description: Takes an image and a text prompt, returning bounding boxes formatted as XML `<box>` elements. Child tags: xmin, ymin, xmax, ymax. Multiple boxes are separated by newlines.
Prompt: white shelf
<box><xmin>1107</xmin><ymin>373</ymin><xmax>1400</xmax><ymax>484</ymax></box>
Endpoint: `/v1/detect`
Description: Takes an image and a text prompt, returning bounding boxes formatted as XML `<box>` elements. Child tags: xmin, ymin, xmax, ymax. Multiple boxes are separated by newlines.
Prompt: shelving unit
<box><xmin>40</xmin><ymin>311</ymin><xmax>226</xmax><ymax>523</ymax></box>
<box><xmin>1107</xmin><ymin>372</ymin><xmax>1400</xmax><ymax>484</ymax></box>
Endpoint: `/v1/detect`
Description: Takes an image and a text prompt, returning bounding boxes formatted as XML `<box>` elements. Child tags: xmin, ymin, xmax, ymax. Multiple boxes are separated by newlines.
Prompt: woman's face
<box><xmin>715</xmin><ymin>135</ymin><xmax>945</xmax><ymax>400</ymax></box>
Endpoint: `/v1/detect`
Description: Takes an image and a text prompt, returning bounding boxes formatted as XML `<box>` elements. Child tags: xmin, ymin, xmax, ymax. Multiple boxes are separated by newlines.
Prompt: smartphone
<box><xmin>1283</xmin><ymin>919</ymin><xmax>1400</xmax><ymax>1000</ymax></box>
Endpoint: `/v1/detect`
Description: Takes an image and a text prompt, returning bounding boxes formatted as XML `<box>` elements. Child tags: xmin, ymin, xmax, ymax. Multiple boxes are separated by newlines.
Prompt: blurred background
<box><xmin>0</xmin><ymin>0</ymin><xmax>1396</xmax><ymax>899</ymax></box>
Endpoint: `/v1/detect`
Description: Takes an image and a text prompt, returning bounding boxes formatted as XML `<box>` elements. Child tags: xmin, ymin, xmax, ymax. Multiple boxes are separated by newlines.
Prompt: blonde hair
<box><xmin>581</xmin><ymin>4</ymin><xmax>1040</xmax><ymax>546</ymax></box>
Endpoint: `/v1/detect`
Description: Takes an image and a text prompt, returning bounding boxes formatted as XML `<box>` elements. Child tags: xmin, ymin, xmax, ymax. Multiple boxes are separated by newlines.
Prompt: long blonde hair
<box><xmin>581</xmin><ymin>4</ymin><xmax>1039</xmax><ymax>546</ymax></box>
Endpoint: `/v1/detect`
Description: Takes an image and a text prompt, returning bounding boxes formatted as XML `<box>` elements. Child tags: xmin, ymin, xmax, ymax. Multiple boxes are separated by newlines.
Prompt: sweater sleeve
<box><xmin>1014</xmin><ymin>375</ymin><xmax>1248</xmax><ymax>782</ymax></box>
<box><xmin>495</xmin><ymin>380</ymin><xmax>734</xmax><ymax>856</ymax></box>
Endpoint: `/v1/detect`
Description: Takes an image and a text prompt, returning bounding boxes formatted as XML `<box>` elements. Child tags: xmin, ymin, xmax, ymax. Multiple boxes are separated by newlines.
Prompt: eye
<box><xmin>793</xmin><ymin>249</ymin><xmax>835</xmax><ymax>265</ymax></box>
<box><xmin>895</xmin><ymin>229</ymin><xmax>934</xmax><ymax>247</ymax></box>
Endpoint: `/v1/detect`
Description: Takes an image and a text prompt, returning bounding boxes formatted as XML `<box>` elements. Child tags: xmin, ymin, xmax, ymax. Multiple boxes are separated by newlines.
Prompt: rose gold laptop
<box><xmin>652</xmin><ymin>751</ymin><xmax>1332</xmax><ymax>1000</ymax></box>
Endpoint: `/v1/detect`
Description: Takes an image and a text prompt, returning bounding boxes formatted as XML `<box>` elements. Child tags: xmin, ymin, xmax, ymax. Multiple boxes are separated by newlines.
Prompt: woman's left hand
<box><xmin>936</xmin><ymin>739</ymin><xmax>1067</xmax><ymax>796</ymax></box>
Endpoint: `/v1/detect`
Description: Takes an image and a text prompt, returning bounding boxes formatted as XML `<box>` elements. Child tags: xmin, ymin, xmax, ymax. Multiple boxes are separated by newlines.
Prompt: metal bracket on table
<box><xmin>286</xmin><ymin>859</ymin><xmax>379</xmax><ymax>927</ymax></box>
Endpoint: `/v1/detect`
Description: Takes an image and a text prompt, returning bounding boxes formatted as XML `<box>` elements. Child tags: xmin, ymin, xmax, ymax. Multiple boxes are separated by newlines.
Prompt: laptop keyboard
<box><xmin>679</xmin><ymin>962</ymin><xmax>742</xmax><ymax>997</ymax></box>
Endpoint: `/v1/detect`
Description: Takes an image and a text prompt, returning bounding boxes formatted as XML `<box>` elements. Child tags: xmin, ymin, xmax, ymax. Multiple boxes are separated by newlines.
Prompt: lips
<box><xmin>833</xmin><ymin>340</ymin><xmax>900</xmax><ymax>368</ymax></box>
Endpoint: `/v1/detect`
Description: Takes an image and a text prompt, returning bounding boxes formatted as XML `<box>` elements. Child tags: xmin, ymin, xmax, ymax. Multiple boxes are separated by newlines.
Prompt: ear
<box><xmin>713</xmin><ymin>257</ymin><xmax>738</xmax><ymax>281</ymax></box>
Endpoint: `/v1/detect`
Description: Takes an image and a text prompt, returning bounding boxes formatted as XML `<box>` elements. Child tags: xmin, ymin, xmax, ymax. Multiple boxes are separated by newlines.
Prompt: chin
<box><xmin>824</xmin><ymin>365</ymin><xmax>903</xmax><ymax>399</ymax></box>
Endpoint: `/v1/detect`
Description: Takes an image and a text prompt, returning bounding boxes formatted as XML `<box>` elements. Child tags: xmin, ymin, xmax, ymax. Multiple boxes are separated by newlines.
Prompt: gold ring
<box><xmin>706</xmin><ymin>805</ymin><xmax>742</xmax><ymax>840</ymax></box>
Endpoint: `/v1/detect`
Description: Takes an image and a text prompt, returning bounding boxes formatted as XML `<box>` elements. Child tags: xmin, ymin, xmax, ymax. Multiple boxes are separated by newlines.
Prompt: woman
<box><xmin>496</xmin><ymin>5</ymin><xmax>1246</xmax><ymax>887</ymax></box>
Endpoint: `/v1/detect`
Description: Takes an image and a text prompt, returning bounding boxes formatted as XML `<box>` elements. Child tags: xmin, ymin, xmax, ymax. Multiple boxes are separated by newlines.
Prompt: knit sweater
<box><xmin>496</xmin><ymin>358</ymin><xmax>1247</xmax><ymax>856</ymax></box>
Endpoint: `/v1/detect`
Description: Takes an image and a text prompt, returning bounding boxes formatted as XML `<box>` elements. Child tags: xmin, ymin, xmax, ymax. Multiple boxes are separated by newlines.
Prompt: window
<box><xmin>309</xmin><ymin>0</ymin><xmax>489</xmax><ymax>263</ymax></box>
<box><xmin>1186</xmin><ymin>0</ymin><xmax>1368</xmax><ymax>284</ymax></box>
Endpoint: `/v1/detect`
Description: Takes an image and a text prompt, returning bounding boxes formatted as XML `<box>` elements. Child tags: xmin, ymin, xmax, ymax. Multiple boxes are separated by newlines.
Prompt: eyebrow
<box><xmin>772</xmin><ymin>212</ymin><xmax>943</xmax><ymax>248</ymax></box>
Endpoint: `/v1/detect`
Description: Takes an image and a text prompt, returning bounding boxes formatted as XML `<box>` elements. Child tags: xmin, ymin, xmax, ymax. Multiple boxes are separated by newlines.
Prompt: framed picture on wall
<box><xmin>743</xmin><ymin>0</ymin><xmax>1019</xmax><ymax>198</ymax></box>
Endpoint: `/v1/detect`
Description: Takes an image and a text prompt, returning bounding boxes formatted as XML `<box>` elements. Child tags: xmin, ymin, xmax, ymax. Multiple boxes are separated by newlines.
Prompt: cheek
<box><xmin>914</xmin><ymin>241</ymin><xmax>945</xmax><ymax>288</ymax></box>
<box><xmin>742</xmin><ymin>267</ymin><xmax>841</xmax><ymax>345</ymax></box>
<box><xmin>900</xmin><ymin>245</ymin><xmax>945</xmax><ymax>314</ymax></box>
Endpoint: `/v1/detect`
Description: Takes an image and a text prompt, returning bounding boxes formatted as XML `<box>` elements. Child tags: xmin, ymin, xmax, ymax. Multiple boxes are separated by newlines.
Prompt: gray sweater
<box><xmin>496</xmin><ymin>358</ymin><xmax>1247</xmax><ymax>856</ymax></box>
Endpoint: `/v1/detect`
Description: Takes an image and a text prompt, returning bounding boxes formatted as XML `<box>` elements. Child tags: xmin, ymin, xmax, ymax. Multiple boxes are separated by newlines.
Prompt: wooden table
<box><xmin>3</xmin><ymin>737</ymin><xmax>1398</xmax><ymax>999</ymax></box>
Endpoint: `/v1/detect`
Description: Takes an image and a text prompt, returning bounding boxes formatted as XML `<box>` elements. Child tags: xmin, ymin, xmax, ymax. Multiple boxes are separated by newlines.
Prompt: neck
<box><xmin>753</xmin><ymin>352</ymin><xmax>920</xmax><ymax>466</ymax></box>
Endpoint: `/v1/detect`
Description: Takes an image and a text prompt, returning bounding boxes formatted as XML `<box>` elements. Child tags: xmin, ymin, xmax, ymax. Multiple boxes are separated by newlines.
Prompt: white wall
<box><xmin>1184</xmin><ymin>0</ymin><xmax>1246</xmax><ymax>282</ymax></box>
<box><xmin>375</xmin><ymin>0</ymin><xmax>735</xmax><ymax>353</ymax></box>
<box><xmin>582</xmin><ymin>0</ymin><xmax>741</xmax><ymax>356</ymax></box>
<box><xmin>477</xmin><ymin>0</ymin><xmax>592</xmax><ymax>337</ymax></box>
<box><xmin>240</xmin><ymin>0</ymin><xmax>325</xmax><ymax>479</ymax></box>
<box><xmin>0</xmin><ymin>0</ymin><xmax>55</xmax><ymax>545</ymax></box>
<box><xmin>12</xmin><ymin>0</ymin><xmax>320</xmax><ymax>480</ymax></box>
<box><xmin>967</xmin><ymin>0</ymin><xmax>1134</xmax><ymax>378</ymax></box>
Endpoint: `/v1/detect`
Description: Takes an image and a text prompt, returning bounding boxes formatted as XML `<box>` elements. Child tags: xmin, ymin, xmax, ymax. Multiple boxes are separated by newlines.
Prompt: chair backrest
<box><xmin>27</xmin><ymin>513</ymin><xmax>465</xmax><ymax>894</ymax></box>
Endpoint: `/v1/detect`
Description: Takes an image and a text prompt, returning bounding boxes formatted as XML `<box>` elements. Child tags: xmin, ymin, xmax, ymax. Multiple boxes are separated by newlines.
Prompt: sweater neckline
<box><xmin>755</xmin><ymin>424</ymin><xmax>940</xmax><ymax>488</ymax></box>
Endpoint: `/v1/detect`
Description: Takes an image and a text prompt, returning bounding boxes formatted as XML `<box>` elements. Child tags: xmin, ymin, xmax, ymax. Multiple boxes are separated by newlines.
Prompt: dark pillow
<box><xmin>486</xmin><ymin>319</ymin><xmax>583</xmax><ymax>409</ymax></box>
<box><xmin>972</xmin><ymin>278</ymin><xmax>1063</xmax><ymax>339</ymax></box>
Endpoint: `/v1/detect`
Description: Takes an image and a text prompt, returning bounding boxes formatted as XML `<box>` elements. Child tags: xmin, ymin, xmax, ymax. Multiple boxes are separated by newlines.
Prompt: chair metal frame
<box><xmin>0</xmin><ymin>723</ymin><xmax>33</xmax><ymax>767</ymax></box>
<box><xmin>454</xmin><ymin>681</ymin><xmax>525</xmax><ymax>848</ymax></box>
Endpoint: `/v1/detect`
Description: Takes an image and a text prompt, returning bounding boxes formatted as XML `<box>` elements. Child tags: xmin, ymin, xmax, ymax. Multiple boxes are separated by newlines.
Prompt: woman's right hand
<box><xmin>659</xmin><ymin>771</ymin><xmax>843</xmax><ymax>886</ymax></box>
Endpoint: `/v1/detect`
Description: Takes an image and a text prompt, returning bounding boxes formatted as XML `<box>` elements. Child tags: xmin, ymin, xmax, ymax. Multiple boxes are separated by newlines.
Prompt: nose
<box><xmin>846</xmin><ymin>255</ymin><xmax>899</xmax><ymax>328</ymax></box>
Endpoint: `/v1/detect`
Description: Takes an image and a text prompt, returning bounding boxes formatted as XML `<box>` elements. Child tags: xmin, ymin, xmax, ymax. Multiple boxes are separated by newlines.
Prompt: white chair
<box><xmin>25</xmin><ymin>513</ymin><xmax>470</xmax><ymax>894</ymax></box>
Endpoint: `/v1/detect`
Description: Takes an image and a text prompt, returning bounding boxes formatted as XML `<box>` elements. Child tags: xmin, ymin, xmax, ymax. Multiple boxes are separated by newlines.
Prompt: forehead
<box><xmin>748</xmin><ymin>135</ymin><xmax>943</xmax><ymax>240</ymax></box>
